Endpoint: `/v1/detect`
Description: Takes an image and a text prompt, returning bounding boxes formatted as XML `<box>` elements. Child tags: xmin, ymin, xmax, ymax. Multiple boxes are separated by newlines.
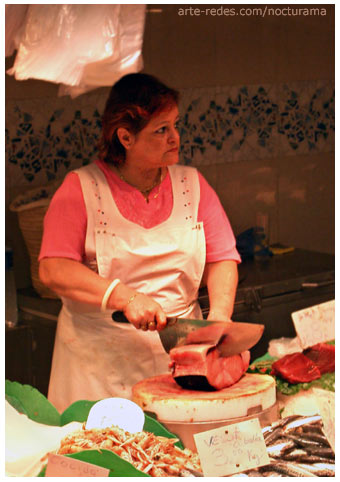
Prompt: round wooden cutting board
<box><xmin>132</xmin><ymin>373</ymin><xmax>276</xmax><ymax>423</ymax></box>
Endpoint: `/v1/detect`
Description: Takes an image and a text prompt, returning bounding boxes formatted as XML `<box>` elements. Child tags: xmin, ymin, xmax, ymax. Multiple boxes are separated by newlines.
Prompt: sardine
<box><xmin>279</xmin><ymin>448</ymin><xmax>307</xmax><ymax>461</ymax></box>
<box><xmin>267</xmin><ymin>439</ymin><xmax>296</xmax><ymax>457</ymax></box>
<box><xmin>299</xmin><ymin>431</ymin><xmax>331</xmax><ymax>445</ymax></box>
<box><xmin>304</xmin><ymin>446</ymin><xmax>335</xmax><ymax>459</ymax></box>
<box><xmin>284</xmin><ymin>414</ymin><xmax>322</xmax><ymax>432</ymax></box>
<box><xmin>281</xmin><ymin>452</ymin><xmax>335</xmax><ymax>464</ymax></box>
<box><xmin>262</xmin><ymin>414</ymin><xmax>302</xmax><ymax>442</ymax></box>
<box><xmin>306</xmin><ymin>469</ymin><xmax>335</xmax><ymax>477</ymax></box>
<box><xmin>285</xmin><ymin>433</ymin><xmax>326</xmax><ymax>448</ymax></box>
<box><xmin>256</xmin><ymin>415</ymin><xmax>335</xmax><ymax>477</ymax></box>
<box><xmin>269</xmin><ymin>414</ymin><xmax>302</xmax><ymax>430</ymax></box>
<box><xmin>300</xmin><ymin>424</ymin><xmax>325</xmax><ymax>435</ymax></box>
<box><xmin>263</xmin><ymin>427</ymin><xmax>285</xmax><ymax>445</ymax></box>
<box><xmin>259</xmin><ymin>462</ymin><xmax>316</xmax><ymax>477</ymax></box>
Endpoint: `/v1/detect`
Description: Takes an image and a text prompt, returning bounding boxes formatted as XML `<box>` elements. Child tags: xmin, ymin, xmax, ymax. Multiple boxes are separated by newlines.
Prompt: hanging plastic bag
<box><xmin>5</xmin><ymin>4</ymin><xmax>29</xmax><ymax>57</ymax></box>
<box><xmin>6</xmin><ymin>4</ymin><xmax>146</xmax><ymax>97</ymax></box>
<box><xmin>59</xmin><ymin>5</ymin><xmax>146</xmax><ymax>97</ymax></box>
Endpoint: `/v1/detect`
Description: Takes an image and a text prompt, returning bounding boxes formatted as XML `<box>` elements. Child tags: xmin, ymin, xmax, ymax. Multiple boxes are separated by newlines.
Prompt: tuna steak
<box><xmin>271</xmin><ymin>342</ymin><xmax>335</xmax><ymax>384</ymax></box>
<box><xmin>304</xmin><ymin>343</ymin><xmax>335</xmax><ymax>374</ymax></box>
<box><xmin>169</xmin><ymin>343</ymin><xmax>250</xmax><ymax>391</ymax></box>
<box><xmin>271</xmin><ymin>352</ymin><xmax>321</xmax><ymax>384</ymax></box>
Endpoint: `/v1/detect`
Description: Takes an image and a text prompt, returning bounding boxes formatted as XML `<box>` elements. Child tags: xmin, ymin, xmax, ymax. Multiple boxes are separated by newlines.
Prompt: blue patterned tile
<box><xmin>277</xmin><ymin>81</ymin><xmax>334</xmax><ymax>156</ymax></box>
<box><xmin>5</xmin><ymin>81</ymin><xmax>334</xmax><ymax>190</ymax></box>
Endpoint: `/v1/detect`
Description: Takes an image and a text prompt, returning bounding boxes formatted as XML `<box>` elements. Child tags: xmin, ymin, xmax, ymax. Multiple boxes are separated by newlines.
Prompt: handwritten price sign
<box><xmin>312</xmin><ymin>388</ymin><xmax>335</xmax><ymax>452</ymax></box>
<box><xmin>193</xmin><ymin>418</ymin><xmax>269</xmax><ymax>477</ymax></box>
<box><xmin>292</xmin><ymin>300</ymin><xmax>335</xmax><ymax>349</ymax></box>
<box><xmin>45</xmin><ymin>453</ymin><xmax>109</xmax><ymax>477</ymax></box>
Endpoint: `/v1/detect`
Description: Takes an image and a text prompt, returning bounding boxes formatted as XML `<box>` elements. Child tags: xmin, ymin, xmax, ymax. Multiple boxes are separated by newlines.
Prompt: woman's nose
<box><xmin>168</xmin><ymin>127</ymin><xmax>180</xmax><ymax>145</ymax></box>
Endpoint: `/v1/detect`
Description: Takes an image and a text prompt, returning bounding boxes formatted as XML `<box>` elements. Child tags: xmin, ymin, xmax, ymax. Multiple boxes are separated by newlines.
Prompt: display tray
<box><xmin>155</xmin><ymin>401</ymin><xmax>279</xmax><ymax>452</ymax></box>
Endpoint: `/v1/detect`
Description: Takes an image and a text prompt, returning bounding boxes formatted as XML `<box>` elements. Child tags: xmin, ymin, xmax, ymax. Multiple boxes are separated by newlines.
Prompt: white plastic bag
<box><xmin>7</xmin><ymin>4</ymin><xmax>146</xmax><ymax>97</ymax></box>
<box><xmin>268</xmin><ymin>336</ymin><xmax>303</xmax><ymax>358</ymax></box>
<box><xmin>5</xmin><ymin>4</ymin><xmax>29</xmax><ymax>57</ymax></box>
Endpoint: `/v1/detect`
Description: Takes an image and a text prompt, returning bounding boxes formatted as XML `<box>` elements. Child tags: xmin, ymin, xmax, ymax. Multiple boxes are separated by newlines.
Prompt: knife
<box><xmin>112</xmin><ymin>311</ymin><xmax>264</xmax><ymax>357</ymax></box>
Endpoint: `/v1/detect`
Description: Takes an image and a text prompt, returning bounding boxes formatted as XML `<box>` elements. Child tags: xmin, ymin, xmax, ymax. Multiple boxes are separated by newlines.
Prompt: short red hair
<box><xmin>98</xmin><ymin>73</ymin><xmax>179</xmax><ymax>165</ymax></box>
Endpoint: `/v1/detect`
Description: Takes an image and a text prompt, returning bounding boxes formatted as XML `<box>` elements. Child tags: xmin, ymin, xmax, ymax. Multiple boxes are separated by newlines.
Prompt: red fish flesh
<box><xmin>169</xmin><ymin>343</ymin><xmax>250</xmax><ymax>390</ymax></box>
<box><xmin>304</xmin><ymin>343</ymin><xmax>335</xmax><ymax>374</ymax></box>
<box><xmin>271</xmin><ymin>343</ymin><xmax>335</xmax><ymax>384</ymax></box>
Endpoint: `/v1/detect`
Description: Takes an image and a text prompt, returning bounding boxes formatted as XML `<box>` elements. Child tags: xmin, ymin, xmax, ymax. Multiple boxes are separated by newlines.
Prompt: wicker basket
<box><xmin>10</xmin><ymin>181</ymin><xmax>62</xmax><ymax>299</ymax></box>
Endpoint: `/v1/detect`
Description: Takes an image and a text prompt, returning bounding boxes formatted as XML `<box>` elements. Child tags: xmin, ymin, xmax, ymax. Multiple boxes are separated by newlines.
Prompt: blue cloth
<box><xmin>236</xmin><ymin>227</ymin><xmax>273</xmax><ymax>261</ymax></box>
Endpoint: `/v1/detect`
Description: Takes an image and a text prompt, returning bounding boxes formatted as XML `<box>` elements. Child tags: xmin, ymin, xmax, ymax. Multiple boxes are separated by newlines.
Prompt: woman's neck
<box><xmin>115</xmin><ymin>164</ymin><xmax>165</xmax><ymax>195</ymax></box>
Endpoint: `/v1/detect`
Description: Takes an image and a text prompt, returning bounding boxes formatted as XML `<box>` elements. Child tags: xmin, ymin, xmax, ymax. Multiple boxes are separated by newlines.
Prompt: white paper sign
<box><xmin>45</xmin><ymin>453</ymin><xmax>109</xmax><ymax>477</ymax></box>
<box><xmin>193</xmin><ymin>418</ymin><xmax>270</xmax><ymax>477</ymax></box>
<box><xmin>85</xmin><ymin>398</ymin><xmax>144</xmax><ymax>432</ymax></box>
<box><xmin>312</xmin><ymin>388</ymin><xmax>335</xmax><ymax>452</ymax></box>
<box><xmin>291</xmin><ymin>300</ymin><xmax>335</xmax><ymax>349</ymax></box>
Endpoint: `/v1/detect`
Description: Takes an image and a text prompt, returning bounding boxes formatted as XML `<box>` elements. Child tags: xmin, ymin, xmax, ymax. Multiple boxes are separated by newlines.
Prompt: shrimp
<box><xmin>56</xmin><ymin>424</ymin><xmax>202</xmax><ymax>477</ymax></box>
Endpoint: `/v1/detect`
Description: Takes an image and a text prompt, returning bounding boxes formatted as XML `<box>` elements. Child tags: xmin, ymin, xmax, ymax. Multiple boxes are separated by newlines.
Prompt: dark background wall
<box><xmin>6</xmin><ymin>4</ymin><xmax>335</xmax><ymax>290</ymax></box>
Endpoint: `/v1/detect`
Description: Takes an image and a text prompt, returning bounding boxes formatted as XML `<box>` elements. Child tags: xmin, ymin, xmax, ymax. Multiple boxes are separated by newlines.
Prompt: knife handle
<box><xmin>112</xmin><ymin>311</ymin><xmax>129</xmax><ymax>323</ymax></box>
<box><xmin>112</xmin><ymin>311</ymin><xmax>178</xmax><ymax>326</ymax></box>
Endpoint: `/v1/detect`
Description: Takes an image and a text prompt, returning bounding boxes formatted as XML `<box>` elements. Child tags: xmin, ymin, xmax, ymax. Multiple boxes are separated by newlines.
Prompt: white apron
<box><xmin>48</xmin><ymin>163</ymin><xmax>206</xmax><ymax>413</ymax></box>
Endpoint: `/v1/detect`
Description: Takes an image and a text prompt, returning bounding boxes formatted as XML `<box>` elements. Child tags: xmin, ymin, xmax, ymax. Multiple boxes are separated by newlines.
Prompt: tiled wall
<box><xmin>180</xmin><ymin>81</ymin><xmax>334</xmax><ymax>165</ymax></box>
<box><xmin>6</xmin><ymin>92</ymin><xmax>106</xmax><ymax>193</ymax></box>
<box><xmin>5</xmin><ymin>80</ymin><xmax>334</xmax><ymax>188</ymax></box>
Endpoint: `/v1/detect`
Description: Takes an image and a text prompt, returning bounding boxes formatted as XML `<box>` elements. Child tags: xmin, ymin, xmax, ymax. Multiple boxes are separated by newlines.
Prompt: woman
<box><xmin>39</xmin><ymin>73</ymin><xmax>241</xmax><ymax>413</ymax></box>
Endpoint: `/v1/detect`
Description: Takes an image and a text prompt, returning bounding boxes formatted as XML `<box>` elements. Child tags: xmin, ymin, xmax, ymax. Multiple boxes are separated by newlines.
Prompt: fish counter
<box><xmin>5</xmin><ymin>351</ymin><xmax>335</xmax><ymax>477</ymax></box>
<box><xmin>53</xmin><ymin>413</ymin><xmax>335</xmax><ymax>477</ymax></box>
<box><xmin>6</xmin><ymin>300</ymin><xmax>335</xmax><ymax>476</ymax></box>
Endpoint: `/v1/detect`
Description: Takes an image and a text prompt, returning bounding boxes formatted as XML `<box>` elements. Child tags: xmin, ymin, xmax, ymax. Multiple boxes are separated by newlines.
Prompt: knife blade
<box><xmin>161</xmin><ymin>317</ymin><xmax>264</xmax><ymax>356</ymax></box>
<box><xmin>112</xmin><ymin>311</ymin><xmax>264</xmax><ymax>357</ymax></box>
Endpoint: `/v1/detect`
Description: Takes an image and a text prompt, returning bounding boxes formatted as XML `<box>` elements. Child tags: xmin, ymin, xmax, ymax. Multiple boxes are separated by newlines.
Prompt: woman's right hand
<box><xmin>109</xmin><ymin>282</ymin><xmax>167</xmax><ymax>332</ymax></box>
<box><xmin>39</xmin><ymin>259</ymin><xmax>167</xmax><ymax>332</ymax></box>
<box><xmin>122</xmin><ymin>292</ymin><xmax>167</xmax><ymax>332</ymax></box>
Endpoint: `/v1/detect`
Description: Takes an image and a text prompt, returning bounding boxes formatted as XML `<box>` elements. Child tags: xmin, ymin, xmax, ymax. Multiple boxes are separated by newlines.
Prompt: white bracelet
<box><xmin>101</xmin><ymin>279</ymin><xmax>121</xmax><ymax>312</ymax></box>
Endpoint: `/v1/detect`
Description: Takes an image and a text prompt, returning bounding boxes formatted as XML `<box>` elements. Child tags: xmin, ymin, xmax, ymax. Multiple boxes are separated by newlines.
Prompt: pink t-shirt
<box><xmin>39</xmin><ymin>160</ymin><xmax>241</xmax><ymax>265</ymax></box>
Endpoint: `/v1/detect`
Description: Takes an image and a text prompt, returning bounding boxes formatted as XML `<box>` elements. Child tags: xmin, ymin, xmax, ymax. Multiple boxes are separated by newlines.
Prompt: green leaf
<box><xmin>274</xmin><ymin>372</ymin><xmax>335</xmax><ymax>395</ymax></box>
<box><xmin>248</xmin><ymin>345</ymin><xmax>335</xmax><ymax>396</ymax></box>
<box><xmin>60</xmin><ymin>400</ymin><xmax>98</xmax><ymax>426</ymax></box>
<box><xmin>275</xmin><ymin>377</ymin><xmax>301</xmax><ymax>395</ymax></box>
<box><xmin>37</xmin><ymin>450</ymin><xmax>150</xmax><ymax>477</ymax></box>
<box><xmin>6</xmin><ymin>383</ymin><xmax>185</xmax><ymax>475</ymax></box>
<box><xmin>143</xmin><ymin>413</ymin><xmax>184</xmax><ymax>449</ymax></box>
<box><xmin>5</xmin><ymin>380</ymin><xmax>61</xmax><ymax>426</ymax></box>
<box><xmin>5</xmin><ymin>393</ymin><xmax>28</xmax><ymax>416</ymax></box>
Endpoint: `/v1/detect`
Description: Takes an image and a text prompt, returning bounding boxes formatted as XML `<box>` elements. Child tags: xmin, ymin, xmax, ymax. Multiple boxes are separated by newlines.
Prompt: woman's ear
<box><xmin>116</xmin><ymin>127</ymin><xmax>134</xmax><ymax>150</ymax></box>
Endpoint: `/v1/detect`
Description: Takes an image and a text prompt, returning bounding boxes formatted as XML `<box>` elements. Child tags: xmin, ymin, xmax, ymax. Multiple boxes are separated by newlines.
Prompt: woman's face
<box><xmin>126</xmin><ymin>104</ymin><xmax>180</xmax><ymax>170</ymax></box>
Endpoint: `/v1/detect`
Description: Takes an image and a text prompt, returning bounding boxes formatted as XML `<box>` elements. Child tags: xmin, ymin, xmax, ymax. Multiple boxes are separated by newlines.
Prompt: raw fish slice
<box><xmin>304</xmin><ymin>343</ymin><xmax>335</xmax><ymax>374</ymax></box>
<box><xmin>169</xmin><ymin>343</ymin><xmax>250</xmax><ymax>391</ymax></box>
<box><xmin>271</xmin><ymin>353</ymin><xmax>321</xmax><ymax>383</ymax></box>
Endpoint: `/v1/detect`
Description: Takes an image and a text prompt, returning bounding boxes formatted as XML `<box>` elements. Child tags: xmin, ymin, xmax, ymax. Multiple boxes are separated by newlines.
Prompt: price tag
<box><xmin>291</xmin><ymin>300</ymin><xmax>335</xmax><ymax>349</ymax></box>
<box><xmin>193</xmin><ymin>418</ymin><xmax>270</xmax><ymax>477</ymax></box>
<box><xmin>312</xmin><ymin>388</ymin><xmax>335</xmax><ymax>452</ymax></box>
<box><xmin>45</xmin><ymin>453</ymin><xmax>109</xmax><ymax>477</ymax></box>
